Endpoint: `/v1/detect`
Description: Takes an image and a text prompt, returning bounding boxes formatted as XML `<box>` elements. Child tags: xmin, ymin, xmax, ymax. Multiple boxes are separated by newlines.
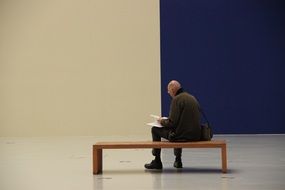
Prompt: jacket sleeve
<box><xmin>161</xmin><ymin>98</ymin><xmax>181</xmax><ymax>128</ymax></box>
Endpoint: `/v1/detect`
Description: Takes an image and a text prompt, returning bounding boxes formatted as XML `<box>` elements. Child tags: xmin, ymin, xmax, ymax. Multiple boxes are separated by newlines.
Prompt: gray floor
<box><xmin>0</xmin><ymin>135</ymin><xmax>285</xmax><ymax>190</ymax></box>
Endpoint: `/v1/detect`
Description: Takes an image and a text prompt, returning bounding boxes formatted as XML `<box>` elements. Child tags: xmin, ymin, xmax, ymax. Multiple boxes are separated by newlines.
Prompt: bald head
<box><xmin>167</xmin><ymin>80</ymin><xmax>182</xmax><ymax>98</ymax></box>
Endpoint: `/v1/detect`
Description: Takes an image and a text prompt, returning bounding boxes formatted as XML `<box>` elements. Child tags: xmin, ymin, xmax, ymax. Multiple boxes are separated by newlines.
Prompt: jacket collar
<box><xmin>175</xmin><ymin>88</ymin><xmax>184</xmax><ymax>96</ymax></box>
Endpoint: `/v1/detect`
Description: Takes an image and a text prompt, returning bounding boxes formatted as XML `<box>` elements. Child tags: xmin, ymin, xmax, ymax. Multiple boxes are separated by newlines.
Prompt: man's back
<box><xmin>169</xmin><ymin>91</ymin><xmax>201</xmax><ymax>141</ymax></box>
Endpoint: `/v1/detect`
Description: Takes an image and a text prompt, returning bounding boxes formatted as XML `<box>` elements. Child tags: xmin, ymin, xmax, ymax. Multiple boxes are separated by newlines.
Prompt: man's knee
<box><xmin>151</xmin><ymin>127</ymin><xmax>163</xmax><ymax>141</ymax></box>
<box><xmin>151</xmin><ymin>126</ymin><xmax>158</xmax><ymax>134</ymax></box>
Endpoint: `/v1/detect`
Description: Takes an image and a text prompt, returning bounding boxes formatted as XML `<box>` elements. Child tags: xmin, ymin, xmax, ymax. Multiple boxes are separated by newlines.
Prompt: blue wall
<box><xmin>160</xmin><ymin>0</ymin><xmax>285</xmax><ymax>134</ymax></box>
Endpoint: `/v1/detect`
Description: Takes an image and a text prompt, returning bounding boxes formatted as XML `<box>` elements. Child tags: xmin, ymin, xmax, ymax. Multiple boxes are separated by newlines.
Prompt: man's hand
<box><xmin>157</xmin><ymin>117</ymin><xmax>168</xmax><ymax>124</ymax></box>
<box><xmin>157</xmin><ymin>117</ymin><xmax>163</xmax><ymax>124</ymax></box>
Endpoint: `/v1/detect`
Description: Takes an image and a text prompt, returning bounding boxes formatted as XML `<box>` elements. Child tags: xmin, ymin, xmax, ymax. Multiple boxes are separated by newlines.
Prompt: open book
<box><xmin>146</xmin><ymin>115</ymin><xmax>168</xmax><ymax>128</ymax></box>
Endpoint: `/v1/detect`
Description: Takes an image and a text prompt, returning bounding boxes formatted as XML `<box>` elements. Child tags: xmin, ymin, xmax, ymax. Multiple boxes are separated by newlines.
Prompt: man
<box><xmin>145</xmin><ymin>80</ymin><xmax>201</xmax><ymax>169</ymax></box>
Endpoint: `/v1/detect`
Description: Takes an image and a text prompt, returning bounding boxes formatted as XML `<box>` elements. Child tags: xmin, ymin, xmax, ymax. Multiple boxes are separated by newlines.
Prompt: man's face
<box><xmin>167</xmin><ymin>85</ymin><xmax>175</xmax><ymax>98</ymax></box>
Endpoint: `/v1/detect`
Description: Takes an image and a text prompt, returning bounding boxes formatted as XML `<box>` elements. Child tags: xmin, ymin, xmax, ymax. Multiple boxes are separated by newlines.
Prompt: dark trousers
<box><xmin>151</xmin><ymin>127</ymin><xmax>182</xmax><ymax>158</ymax></box>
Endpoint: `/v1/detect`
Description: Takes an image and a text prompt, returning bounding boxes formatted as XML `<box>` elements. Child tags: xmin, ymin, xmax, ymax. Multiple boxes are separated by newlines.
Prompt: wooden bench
<box><xmin>93</xmin><ymin>140</ymin><xmax>227</xmax><ymax>174</ymax></box>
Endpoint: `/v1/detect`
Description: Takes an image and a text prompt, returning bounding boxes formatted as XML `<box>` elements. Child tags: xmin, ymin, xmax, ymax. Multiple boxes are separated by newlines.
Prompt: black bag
<box><xmin>198</xmin><ymin>101</ymin><xmax>213</xmax><ymax>141</ymax></box>
<box><xmin>200</xmin><ymin>123</ymin><xmax>213</xmax><ymax>141</ymax></box>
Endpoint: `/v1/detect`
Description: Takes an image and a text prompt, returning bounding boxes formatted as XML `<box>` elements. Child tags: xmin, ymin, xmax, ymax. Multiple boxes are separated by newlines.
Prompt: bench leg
<box><xmin>93</xmin><ymin>148</ymin><xmax>102</xmax><ymax>174</ymax></box>
<box><xmin>221</xmin><ymin>144</ymin><xmax>227</xmax><ymax>173</ymax></box>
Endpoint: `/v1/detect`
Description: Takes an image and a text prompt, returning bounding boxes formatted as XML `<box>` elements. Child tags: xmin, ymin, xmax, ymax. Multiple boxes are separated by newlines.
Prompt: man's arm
<box><xmin>160</xmin><ymin>98</ymin><xmax>180</xmax><ymax>128</ymax></box>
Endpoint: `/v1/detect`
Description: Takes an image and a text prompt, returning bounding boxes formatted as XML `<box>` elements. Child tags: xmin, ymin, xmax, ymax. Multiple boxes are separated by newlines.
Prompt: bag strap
<box><xmin>199</xmin><ymin>107</ymin><xmax>210</xmax><ymax>126</ymax></box>
<box><xmin>195</xmin><ymin>96</ymin><xmax>213</xmax><ymax>139</ymax></box>
<box><xmin>196</xmin><ymin>97</ymin><xmax>211</xmax><ymax>129</ymax></box>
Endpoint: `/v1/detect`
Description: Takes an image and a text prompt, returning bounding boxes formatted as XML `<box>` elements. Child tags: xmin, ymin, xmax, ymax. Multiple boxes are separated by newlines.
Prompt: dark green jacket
<box><xmin>161</xmin><ymin>88</ymin><xmax>201</xmax><ymax>141</ymax></box>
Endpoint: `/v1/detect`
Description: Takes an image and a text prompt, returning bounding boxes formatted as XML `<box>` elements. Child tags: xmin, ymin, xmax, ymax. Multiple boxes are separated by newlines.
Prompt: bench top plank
<box><xmin>94</xmin><ymin>140</ymin><xmax>226</xmax><ymax>149</ymax></box>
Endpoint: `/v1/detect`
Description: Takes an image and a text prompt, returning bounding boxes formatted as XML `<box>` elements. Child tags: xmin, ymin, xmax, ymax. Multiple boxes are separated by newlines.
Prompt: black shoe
<box><xmin>173</xmin><ymin>160</ymin><xmax>183</xmax><ymax>168</ymax></box>
<box><xmin>144</xmin><ymin>160</ymin><xmax>163</xmax><ymax>170</ymax></box>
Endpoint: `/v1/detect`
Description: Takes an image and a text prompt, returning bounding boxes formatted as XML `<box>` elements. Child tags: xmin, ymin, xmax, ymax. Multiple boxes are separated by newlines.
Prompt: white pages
<box><xmin>147</xmin><ymin>115</ymin><xmax>168</xmax><ymax>128</ymax></box>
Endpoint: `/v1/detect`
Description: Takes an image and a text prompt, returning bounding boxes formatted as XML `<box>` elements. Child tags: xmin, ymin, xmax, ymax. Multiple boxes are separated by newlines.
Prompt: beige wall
<box><xmin>0</xmin><ymin>0</ymin><xmax>161</xmax><ymax>136</ymax></box>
